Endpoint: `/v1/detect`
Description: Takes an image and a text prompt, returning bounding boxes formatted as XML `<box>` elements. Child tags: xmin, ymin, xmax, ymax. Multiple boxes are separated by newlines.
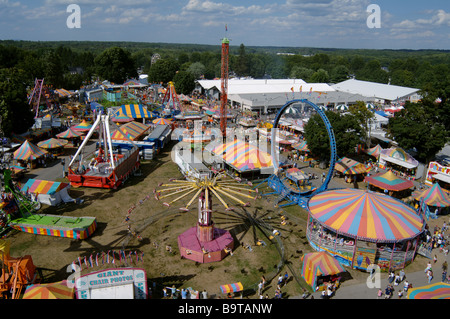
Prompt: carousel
<box><xmin>306</xmin><ymin>188</ymin><xmax>425</xmax><ymax>271</ymax></box>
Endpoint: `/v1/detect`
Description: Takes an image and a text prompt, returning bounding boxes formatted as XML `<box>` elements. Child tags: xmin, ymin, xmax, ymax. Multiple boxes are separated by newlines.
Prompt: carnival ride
<box><xmin>0</xmin><ymin>239</ymin><xmax>40</xmax><ymax>299</ymax></box>
<box><xmin>67</xmin><ymin>112</ymin><xmax>141</xmax><ymax>189</ymax></box>
<box><xmin>160</xmin><ymin>81</ymin><xmax>182</xmax><ymax>117</ymax></box>
<box><xmin>220</xmin><ymin>38</ymin><xmax>230</xmax><ymax>139</ymax></box>
<box><xmin>260</xmin><ymin>99</ymin><xmax>337</xmax><ymax>208</ymax></box>
<box><xmin>0</xmin><ymin>169</ymin><xmax>97</xmax><ymax>240</ymax></box>
<box><xmin>154</xmin><ymin>170</ymin><xmax>258</xmax><ymax>263</ymax></box>
<box><xmin>28</xmin><ymin>78</ymin><xmax>53</xmax><ymax>118</ymax></box>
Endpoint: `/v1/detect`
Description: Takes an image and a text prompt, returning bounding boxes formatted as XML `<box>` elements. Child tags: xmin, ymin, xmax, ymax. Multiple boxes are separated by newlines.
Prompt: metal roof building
<box><xmin>332</xmin><ymin>79</ymin><xmax>421</xmax><ymax>104</ymax></box>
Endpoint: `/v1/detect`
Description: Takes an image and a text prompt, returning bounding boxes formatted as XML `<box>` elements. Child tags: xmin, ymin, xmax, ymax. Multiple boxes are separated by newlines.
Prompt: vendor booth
<box><xmin>364</xmin><ymin>170</ymin><xmax>414</xmax><ymax>199</ymax></box>
<box><xmin>378</xmin><ymin>147</ymin><xmax>418</xmax><ymax>180</ymax></box>
<box><xmin>414</xmin><ymin>183</ymin><xmax>450</xmax><ymax>217</ymax></box>
<box><xmin>334</xmin><ymin>157</ymin><xmax>370</xmax><ymax>183</ymax></box>
<box><xmin>301</xmin><ymin>251</ymin><xmax>346</xmax><ymax>292</ymax></box>
<box><xmin>21</xmin><ymin>179</ymin><xmax>75</xmax><ymax>206</ymax></box>
<box><xmin>425</xmin><ymin>161</ymin><xmax>450</xmax><ymax>191</ymax></box>
<box><xmin>75</xmin><ymin>268</ymin><xmax>147</xmax><ymax>299</ymax></box>
<box><xmin>37</xmin><ymin>138</ymin><xmax>68</xmax><ymax>156</ymax></box>
<box><xmin>13</xmin><ymin>140</ymin><xmax>48</xmax><ymax>169</ymax></box>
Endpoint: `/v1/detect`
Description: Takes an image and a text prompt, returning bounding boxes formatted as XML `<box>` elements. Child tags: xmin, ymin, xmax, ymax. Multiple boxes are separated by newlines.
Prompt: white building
<box><xmin>195</xmin><ymin>79</ymin><xmax>363</xmax><ymax>113</ymax></box>
<box><xmin>332</xmin><ymin>79</ymin><xmax>421</xmax><ymax>105</ymax></box>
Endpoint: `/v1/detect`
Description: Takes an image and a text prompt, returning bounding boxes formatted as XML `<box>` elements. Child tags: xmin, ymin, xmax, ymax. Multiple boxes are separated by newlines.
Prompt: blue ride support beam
<box><xmin>270</xmin><ymin>99</ymin><xmax>337</xmax><ymax>201</ymax></box>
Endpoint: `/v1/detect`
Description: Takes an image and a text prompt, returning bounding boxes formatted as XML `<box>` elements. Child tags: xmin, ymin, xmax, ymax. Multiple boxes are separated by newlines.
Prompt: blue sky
<box><xmin>0</xmin><ymin>0</ymin><xmax>449</xmax><ymax>49</ymax></box>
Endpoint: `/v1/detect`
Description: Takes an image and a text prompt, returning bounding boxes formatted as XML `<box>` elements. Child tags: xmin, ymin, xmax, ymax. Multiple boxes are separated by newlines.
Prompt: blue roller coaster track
<box><xmin>265</xmin><ymin>99</ymin><xmax>337</xmax><ymax>208</ymax></box>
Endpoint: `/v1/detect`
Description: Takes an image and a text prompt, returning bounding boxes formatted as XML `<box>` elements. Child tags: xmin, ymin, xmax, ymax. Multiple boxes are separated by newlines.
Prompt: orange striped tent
<box><xmin>301</xmin><ymin>251</ymin><xmax>345</xmax><ymax>291</ymax></box>
<box><xmin>211</xmin><ymin>140</ymin><xmax>273</xmax><ymax>173</ymax></box>
<box><xmin>335</xmin><ymin>157</ymin><xmax>370</xmax><ymax>175</ymax></box>
<box><xmin>111</xmin><ymin>121</ymin><xmax>150</xmax><ymax>141</ymax></box>
<box><xmin>23</xmin><ymin>280</ymin><xmax>74</xmax><ymax>299</ymax></box>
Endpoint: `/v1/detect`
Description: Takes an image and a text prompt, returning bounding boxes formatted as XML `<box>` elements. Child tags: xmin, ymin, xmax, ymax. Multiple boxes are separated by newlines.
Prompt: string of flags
<box><xmin>123</xmin><ymin>192</ymin><xmax>153</xmax><ymax>241</ymax></box>
<box><xmin>71</xmin><ymin>250</ymin><xmax>145</xmax><ymax>272</ymax></box>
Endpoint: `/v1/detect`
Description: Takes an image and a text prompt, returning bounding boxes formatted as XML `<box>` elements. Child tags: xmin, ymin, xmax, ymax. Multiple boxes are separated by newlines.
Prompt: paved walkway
<box><xmin>307</xmin><ymin>248</ymin><xmax>449</xmax><ymax>299</ymax></box>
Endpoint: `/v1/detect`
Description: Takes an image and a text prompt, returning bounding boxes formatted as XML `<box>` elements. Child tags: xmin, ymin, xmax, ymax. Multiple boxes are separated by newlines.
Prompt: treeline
<box><xmin>1</xmin><ymin>40</ymin><xmax>449</xmax><ymax>92</ymax></box>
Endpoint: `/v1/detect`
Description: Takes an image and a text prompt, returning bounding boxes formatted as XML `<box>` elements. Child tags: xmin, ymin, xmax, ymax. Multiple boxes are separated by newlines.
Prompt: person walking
<box><xmin>427</xmin><ymin>269</ymin><xmax>434</xmax><ymax>284</ymax></box>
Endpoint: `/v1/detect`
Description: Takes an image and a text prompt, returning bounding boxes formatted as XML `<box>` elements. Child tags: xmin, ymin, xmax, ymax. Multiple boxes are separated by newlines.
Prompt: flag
<box><xmin>309</xmin><ymin>87</ymin><xmax>313</xmax><ymax>95</ymax></box>
<box><xmin>84</xmin><ymin>256</ymin><xmax>88</xmax><ymax>268</ymax></box>
<box><xmin>299</xmin><ymin>86</ymin><xmax>302</xmax><ymax>93</ymax></box>
<box><xmin>78</xmin><ymin>257</ymin><xmax>83</xmax><ymax>271</ymax></box>
<box><xmin>89</xmin><ymin>255</ymin><xmax>93</xmax><ymax>267</ymax></box>
<box><xmin>225</xmin><ymin>24</ymin><xmax>227</xmax><ymax>32</ymax></box>
<box><xmin>112</xmin><ymin>251</ymin><xmax>115</xmax><ymax>264</ymax></box>
<box><xmin>290</xmin><ymin>87</ymin><xmax>294</xmax><ymax>92</ymax></box>
<box><xmin>95</xmin><ymin>253</ymin><xmax>99</xmax><ymax>266</ymax></box>
<box><xmin>106</xmin><ymin>250</ymin><xmax>110</xmax><ymax>264</ymax></box>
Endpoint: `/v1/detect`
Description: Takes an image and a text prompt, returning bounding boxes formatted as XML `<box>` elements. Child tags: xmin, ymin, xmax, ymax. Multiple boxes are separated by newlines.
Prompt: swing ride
<box><xmin>66</xmin><ymin>112</ymin><xmax>141</xmax><ymax>189</ymax></box>
<box><xmin>154</xmin><ymin>170</ymin><xmax>258</xmax><ymax>263</ymax></box>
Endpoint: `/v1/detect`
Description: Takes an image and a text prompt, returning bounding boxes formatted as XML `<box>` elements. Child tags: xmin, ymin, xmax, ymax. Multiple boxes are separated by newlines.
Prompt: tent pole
<box><xmin>402</xmin><ymin>240</ymin><xmax>411</xmax><ymax>269</ymax></box>
<box><xmin>351</xmin><ymin>239</ymin><xmax>357</xmax><ymax>269</ymax></box>
<box><xmin>388</xmin><ymin>242</ymin><xmax>396</xmax><ymax>271</ymax></box>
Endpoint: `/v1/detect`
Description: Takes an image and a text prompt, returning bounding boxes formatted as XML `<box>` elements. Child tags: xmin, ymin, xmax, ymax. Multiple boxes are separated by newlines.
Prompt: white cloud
<box><xmin>182</xmin><ymin>0</ymin><xmax>275</xmax><ymax>16</ymax></box>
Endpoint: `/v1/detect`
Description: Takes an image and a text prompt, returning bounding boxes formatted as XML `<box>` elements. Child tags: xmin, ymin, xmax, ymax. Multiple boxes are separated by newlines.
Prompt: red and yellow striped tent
<box><xmin>23</xmin><ymin>280</ymin><xmax>74</xmax><ymax>299</ymax></box>
<box><xmin>301</xmin><ymin>251</ymin><xmax>345</xmax><ymax>291</ymax></box>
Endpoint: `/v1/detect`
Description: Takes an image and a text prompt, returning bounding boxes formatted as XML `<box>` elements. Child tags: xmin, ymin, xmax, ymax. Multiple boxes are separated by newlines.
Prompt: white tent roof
<box><xmin>195</xmin><ymin>79</ymin><xmax>336</xmax><ymax>95</ymax></box>
<box><xmin>332</xmin><ymin>79</ymin><xmax>420</xmax><ymax>101</ymax></box>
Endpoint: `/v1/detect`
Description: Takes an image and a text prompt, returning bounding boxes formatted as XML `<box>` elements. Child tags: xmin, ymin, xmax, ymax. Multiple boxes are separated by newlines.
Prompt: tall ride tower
<box><xmin>220</xmin><ymin>38</ymin><xmax>230</xmax><ymax>140</ymax></box>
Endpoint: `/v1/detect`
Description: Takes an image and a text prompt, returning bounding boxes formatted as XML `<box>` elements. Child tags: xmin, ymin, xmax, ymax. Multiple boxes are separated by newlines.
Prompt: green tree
<box><xmin>173</xmin><ymin>71</ymin><xmax>195</xmax><ymax>95</ymax></box>
<box><xmin>304</xmin><ymin>111</ymin><xmax>361</xmax><ymax>163</ymax></box>
<box><xmin>348</xmin><ymin>101</ymin><xmax>375</xmax><ymax>148</ymax></box>
<box><xmin>357</xmin><ymin>59</ymin><xmax>389</xmax><ymax>83</ymax></box>
<box><xmin>309</xmin><ymin>69</ymin><xmax>330</xmax><ymax>83</ymax></box>
<box><xmin>330</xmin><ymin>65</ymin><xmax>349</xmax><ymax>83</ymax></box>
<box><xmin>44</xmin><ymin>50</ymin><xmax>65</xmax><ymax>87</ymax></box>
<box><xmin>0</xmin><ymin>68</ymin><xmax>35</xmax><ymax>136</ymax></box>
<box><xmin>187</xmin><ymin>62</ymin><xmax>206</xmax><ymax>79</ymax></box>
<box><xmin>290</xmin><ymin>66</ymin><xmax>314</xmax><ymax>81</ymax></box>
<box><xmin>387</xmin><ymin>100</ymin><xmax>448</xmax><ymax>165</ymax></box>
<box><xmin>148</xmin><ymin>58</ymin><xmax>180</xmax><ymax>84</ymax></box>
<box><xmin>94</xmin><ymin>47</ymin><xmax>137</xmax><ymax>84</ymax></box>
<box><xmin>234</xmin><ymin>44</ymin><xmax>249</xmax><ymax>77</ymax></box>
